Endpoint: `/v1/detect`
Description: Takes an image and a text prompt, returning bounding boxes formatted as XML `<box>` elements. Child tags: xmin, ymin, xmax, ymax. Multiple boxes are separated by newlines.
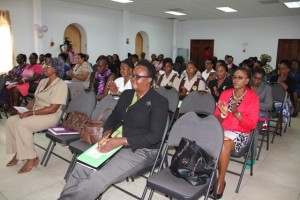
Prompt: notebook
<box><xmin>47</xmin><ymin>127</ymin><xmax>80</xmax><ymax>135</ymax></box>
<box><xmin>77</xmin><ymin>143</ymin><xmax>122</xmax><ymax>170</ymax></box>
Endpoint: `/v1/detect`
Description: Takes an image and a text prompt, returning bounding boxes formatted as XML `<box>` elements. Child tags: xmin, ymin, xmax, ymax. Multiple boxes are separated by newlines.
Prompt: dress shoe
<box><xmin>6</xmin><ymin>154</ymin><xmax>18</xmax><ymax>167</ymax></box>
<box><xmin>18</xmin><ymin>157</ymin><xmax>39</xmax><ymax>174</ymax></box>
<box><xmin>216</xmin><ymin>181</ymin><xmax>226</xmax><ymax>199</ymax></box>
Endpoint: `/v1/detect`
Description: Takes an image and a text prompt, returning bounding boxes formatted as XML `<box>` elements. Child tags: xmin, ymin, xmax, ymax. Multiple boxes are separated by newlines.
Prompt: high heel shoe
<box><xmin>6</xmin><ymin>154</ymin><xmax>18</xmax><ymax>167</ymax></box>
<box><xmin>216</xmin><ymin>181</ymin><xmax>226</xmax><ymax>199</ymax></box>
<box><xmin>18</xmin><ymin>157</ymin><xmax>39</xmax><ymax>174</ymax></box>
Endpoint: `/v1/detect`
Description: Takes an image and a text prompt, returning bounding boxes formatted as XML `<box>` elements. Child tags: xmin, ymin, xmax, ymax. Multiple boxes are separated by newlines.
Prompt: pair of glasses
<box><xmin>232</xmin><ymin>76</ymin><xmax>246</xmax><ymax>80</ymax></box>
<box><xmin>130</xmin><ymin>74</ymin><xmax>149</xmax><ymax>80</ymax></box>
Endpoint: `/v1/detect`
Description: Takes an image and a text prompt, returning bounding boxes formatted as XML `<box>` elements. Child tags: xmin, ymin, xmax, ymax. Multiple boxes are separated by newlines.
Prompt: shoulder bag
<box><xmin>169</xmin><ymin>137</ymin><xmax>215</xmax><ymax>186</ymax></box>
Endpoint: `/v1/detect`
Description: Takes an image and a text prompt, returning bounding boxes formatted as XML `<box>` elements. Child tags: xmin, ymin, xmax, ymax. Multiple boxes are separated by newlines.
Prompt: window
<box><xmin>0</xmin><ymin>10</ymin><xmax>13</xmax><ymax>73</ymax></box>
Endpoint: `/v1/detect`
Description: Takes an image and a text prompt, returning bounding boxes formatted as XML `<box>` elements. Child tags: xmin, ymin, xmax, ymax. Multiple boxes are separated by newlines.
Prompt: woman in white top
<box><xmin>107</xmin><ymin>59</ymin><xmax>133</xmax><ymax>96</ymax></box>
<box><xmin>202</xmin><ymin>58</ymin><xmax>216</xmax><ymax>81</ymax></box>
<box><xmin>156</xmin><ymin>58</ymin><xmax>180</xmax><ymax>88</ymax></box>
<box><xmin>174</xmin><ymin>60</ymin><xmax>206</xmax><ymax>99</ymax></box>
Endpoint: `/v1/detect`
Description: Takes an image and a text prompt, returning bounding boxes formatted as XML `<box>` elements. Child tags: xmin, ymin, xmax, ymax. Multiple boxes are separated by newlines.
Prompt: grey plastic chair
<box><xmin>156</xmin><ymin>86</ymin><xmax>179</xmax><ymax>125</ymax></box>
<box><xmin>178</xmin><ymin>91</ymin><xmax>216</xmax><ymax>117</ymax></box>
<box><xmin>227</xmin><ymin>129</ymin><xmax>255</xmax><ymax>193</ymax></box>
<box><xmin>40</xmin><ymin>90</ymin><xmax>96</xmax><ymax>167</ymax></box>
<box><xmin>141</xmin><ymin>112</ymin><xmax>224</xmax><ymax>200</ymax></box>
<box><xmin>269</xmin><ymin>83</ymin><xmax>287</xmax><ymax>142</ymax></box>
<box><xmin>64</xmin><ymin>95</ymin><xmax>118</xmax><ymax>180</ymax></box>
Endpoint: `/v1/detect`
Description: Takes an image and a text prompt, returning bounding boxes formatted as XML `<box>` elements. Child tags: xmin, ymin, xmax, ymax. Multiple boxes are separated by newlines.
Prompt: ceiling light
<box><xmin>165</xmin><ymin>11</ymin><xmax>186</xmax><ymax>16</ymax></box>
<box><xmin>284</xmin><ymin>1</ymin><xmax>300</xmax><ymax>8</ymax></box>
<box><xmin>111</xmin><ymin>0</ymin><xmax>133</xmax><ymax>3</ymax></box>
<box><xmin>216</xmin><ymin>7</ymin><xmax>238</xmax><ymax>12</ymax></box>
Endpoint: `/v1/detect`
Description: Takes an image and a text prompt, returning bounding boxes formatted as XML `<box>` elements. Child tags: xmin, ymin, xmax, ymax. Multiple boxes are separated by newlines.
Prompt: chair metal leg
<box><xmin>256</xmin><ymin>130</ymin><xmax>265</xmax><ymax>161</ymax></box>
<box><xmin>40</xmin><ymin>141</ymin><xmax>53</xmax><ymax>165</ymax></box>
<box><xmin>43</xmin><ymin>142</ymin><xmax>56</xmax><ymax>167</ymax></box>
<box><xmin>64</xmin><ymin>153</ymin><xmax>77</xmax><ymax>180</ymax></box>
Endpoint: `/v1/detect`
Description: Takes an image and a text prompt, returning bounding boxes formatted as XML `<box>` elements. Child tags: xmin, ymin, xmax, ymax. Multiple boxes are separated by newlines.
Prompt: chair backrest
<box><xmin>0</xmin><ymin>74</ymin><xmax>7</xmax><ymax>94</ymax></box>
<box><xmin>168</xmin><ymin>112</ymin><xmax>223</xmax><ymax>159</ymax></box>
<box><xmin>90</xmin><ymin>95</ymin><xmax>118</xmax><ymax>122</ymax></box>
<box><xmin>156</xmin><ymin>87</ymin><xmax>179</xmax><ymax>113</ymax></box>
<box><xmin>66</xmin><ymin>90</ymin><xmax>96</xmax><ymax>117</ymax></box>
<box><xmin>271</xmin><ymin>83</ymin><xmax>286</xmax><ymax>102</ymax></box>
<box><xmin>179</xmin><ymin>91</ymin><xmax>216</xmax><ymax>116</ymax></box>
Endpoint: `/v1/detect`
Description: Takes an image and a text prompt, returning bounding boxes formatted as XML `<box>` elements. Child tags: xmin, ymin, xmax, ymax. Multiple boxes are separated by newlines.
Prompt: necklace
<box><xmin>233</xmin><ymin>90</ymin><xmax>247</xmax><ymax>100</ymax></box>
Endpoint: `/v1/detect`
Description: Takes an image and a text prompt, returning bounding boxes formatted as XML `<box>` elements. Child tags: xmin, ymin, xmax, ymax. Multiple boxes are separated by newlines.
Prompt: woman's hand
<box><xmin>66</xmin><ymin>70</ymin><xmax>74</xmax><ymax>78</ymax></box>
<box><xmin>217</xmin><ymin>100</ymin><xmax>228</xmax><ymax>115</ymax></box>
<box><xmin>19</xmin><ymin>111</ymin><xmax>32</xmax><ymax>119</ymax></box>
<box><xmin>107</xmin><ymin>81</ymin><xmax>118</xmax><ymax>94</ymax></box>
<box><xmin>97</xmin><ymin>138</ymin><xmax>124</xmax><ymax>153</ymax></box>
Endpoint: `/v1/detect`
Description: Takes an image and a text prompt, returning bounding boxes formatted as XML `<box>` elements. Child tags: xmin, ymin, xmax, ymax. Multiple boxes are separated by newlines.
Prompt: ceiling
<box><xmin>59</xmin><ymin>0</ymin><xmax>300</xmax><ymax>21</ymax></box>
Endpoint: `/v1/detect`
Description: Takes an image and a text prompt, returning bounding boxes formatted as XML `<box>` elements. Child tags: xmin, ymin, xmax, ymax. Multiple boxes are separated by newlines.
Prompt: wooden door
<box><xmin>135</xmin><ymin>32</ymin><xmax>143</xmax><ymax>57</ymax></box>
<box><xmin>277</xmin><ymin>39</ymin><xmax>300</xmax><ymax>65</ymax></box>
<box><xmin>190</xmin><ymin>40</ymin><xmax>214</xmax><ymax>72</ymax></box>
<box><xmin>64</xmin><ymin>24</ymin><xmax>82</xmax><ymax>53</ymax></box>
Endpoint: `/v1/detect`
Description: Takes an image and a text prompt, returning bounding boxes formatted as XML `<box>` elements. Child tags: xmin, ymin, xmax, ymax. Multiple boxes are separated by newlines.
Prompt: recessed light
<box><xmin>111</xmin><ymin>0</ymin><xmax>133</xmax><ymax>3</ymax></box>
<box><xmin>165</xmin><ymin>11</ymin><xmax>186</xmax><ymax>16</ymax></box>
<box><xmin>284</xmin><ymin>1</ymin><xmax>300</xmax><ymax>8</ymax></box>
<box><xmin>216</xmin><ymin>7</ymin><xmax>238</xmax><ymax>12</ymax></box>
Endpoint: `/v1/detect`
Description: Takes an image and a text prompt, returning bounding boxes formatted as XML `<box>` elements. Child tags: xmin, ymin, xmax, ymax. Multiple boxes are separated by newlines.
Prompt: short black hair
<box><xmin>121</xmin><ymin>59</ymin><xmax>134</xmax><ymax>69</ymax></box>
<box><xmin>252</xmin><ymin>67</ymin><xmax>265</xmax><ymax>77</ymax></box>
<box><xmin>279</xmin><ymin>59</ymin><xmax>291</xmax><ymax>69</ymax></box>
<box><xmin>136</xmin><ymin>60</ymin><xmax>156</xmax><ymax>83</ymax></box>
<box><xmin>58</xmin><ymin>53</ymin><xmax>68</xmax><ymax>62</ymax></box>
<box><xmin>163</xmin><ymin>57</ymin><xmax>173</xmax><ymax>67</ymax></box>
<box><xmin>217</xmin><ymin>62</ymin><xmax>228</xmax><ymax>72</ymax></box>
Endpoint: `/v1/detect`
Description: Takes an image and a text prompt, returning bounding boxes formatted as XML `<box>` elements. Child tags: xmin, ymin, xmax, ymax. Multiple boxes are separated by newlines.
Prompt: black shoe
<box><xmin>216</xmin><ymin>182</ymin><xmax>226</xmax><ymax>199</ymax></box>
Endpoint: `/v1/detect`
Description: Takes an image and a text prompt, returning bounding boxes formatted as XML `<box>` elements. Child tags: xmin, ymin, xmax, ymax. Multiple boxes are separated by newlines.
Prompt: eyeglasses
<box><xmin>130</xmin><ymin>74</ymin><xmax>149</xmax><ymax>80</ymax></box>
<box><xmin>232</xmin><ymin>76</ymin><xmax>247</xmax><ymax>80</ymax></box>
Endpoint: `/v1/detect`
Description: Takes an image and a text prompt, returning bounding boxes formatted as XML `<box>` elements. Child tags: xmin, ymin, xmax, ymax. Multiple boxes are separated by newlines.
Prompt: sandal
<box><xmin>18</xmin><ymin>157</ymin><xmax>39</xmax><ymax>174</ymax></box>
<box><xmin>6</xmin><ymin>154</ymin><xmax>18</xmax><ymax>167</ymax></box>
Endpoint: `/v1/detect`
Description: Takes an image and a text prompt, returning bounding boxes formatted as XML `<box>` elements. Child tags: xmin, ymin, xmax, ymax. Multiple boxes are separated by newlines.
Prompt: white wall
<box><xmin>1</xmin><ymin>0</ymin><xmax>35</xmax><ymax>57</ymax></box>
<box><xmin>2</xmin><ymin>0</ymin><xmax>173</xmax><ymax>64</ymax></box>
<box><xmin>177</xmin><ymin>15</ymin><xmax>300</xmax><ymax>68</ymax></box>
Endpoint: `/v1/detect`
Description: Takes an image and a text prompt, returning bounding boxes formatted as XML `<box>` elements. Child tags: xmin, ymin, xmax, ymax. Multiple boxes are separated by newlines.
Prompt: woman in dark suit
<box><xmin>59</xmin><ymin>61</ymin><xmax>169</xmax><ymax>200</ymax></box>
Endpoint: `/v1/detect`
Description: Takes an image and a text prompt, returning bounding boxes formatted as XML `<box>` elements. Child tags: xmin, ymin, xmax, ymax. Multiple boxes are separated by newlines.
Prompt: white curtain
<box><xmin>0</xmin><ymin>10</ymin><xmax>13</xmax><ymax>73</ymax></box>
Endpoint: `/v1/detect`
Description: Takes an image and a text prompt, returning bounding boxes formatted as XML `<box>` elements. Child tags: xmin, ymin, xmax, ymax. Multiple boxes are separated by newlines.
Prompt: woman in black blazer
<box><xmin>59</xmin><ymin>61</ymin><xmax>169</xmax><ymax>200</ymax></box>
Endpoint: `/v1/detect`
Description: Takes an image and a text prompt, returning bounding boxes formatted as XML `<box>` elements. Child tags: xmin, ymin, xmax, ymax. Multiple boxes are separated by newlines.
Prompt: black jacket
<box><xmin>104</xmin><ymin>88</ymin><xmax>169</xmax><ymax>150</ymax></box>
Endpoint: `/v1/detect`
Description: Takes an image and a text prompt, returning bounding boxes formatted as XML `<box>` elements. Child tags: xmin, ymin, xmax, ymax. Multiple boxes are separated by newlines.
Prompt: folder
<box><xmin>48</xmin><ymin>127</ymin><xmax>80</xmax><ymax>135</ymax></box>
<box><xmin>77</xmin><ymin>143</ymin><xmax>122</xmax><ymax>170</ymax></box>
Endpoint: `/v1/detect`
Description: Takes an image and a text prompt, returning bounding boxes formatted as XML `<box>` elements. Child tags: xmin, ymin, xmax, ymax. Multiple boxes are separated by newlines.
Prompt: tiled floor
<box><xmin>0</xmin><ymin>116</ymin><xmax>300</xmax><ymax>200</ymax></box>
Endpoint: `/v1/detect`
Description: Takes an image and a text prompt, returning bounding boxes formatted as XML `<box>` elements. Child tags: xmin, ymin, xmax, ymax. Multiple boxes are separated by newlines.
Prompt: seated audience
<box><xmin>7</xmin><ymin>53</ymin><xmax>43</xmax><ymax>114</ymax></box>
<box><xmin>154</xmin><ymin>54</ymin><xmax>164</xmax><ymax>72</ymax></box>
<box><xmin>289</xmin><ymin>59</ymin><xmax>300</xmax><ymax>116</ymax></box>
<box><xmin>131</xmin><ymin>54</ymin><xmax>139</xmax><ymax>67</ymax></box>
<box><xmin>7</xmin><ymin>54</ymin><xmax>27</xmax><ymax>81</ymax></box>
<box><xmin>226</xmin><ymin>55</ymin><xmax>238</xmax><ymax>76</ymax></box>
<box><xmin>270</xmin><ymin>60</ymin><xmax>297</xmax><ymax>132</ymax></box>
<box><xmin>112</xmin><ymin>54</ymin><xmax>121</xmax><ymax>77</ymax></box>
<box><xmin>156</xmin><ymin>58</ymin><xmax>180</xmax><ymax>88</ymax></box>
<box><xmin>107</xmin><ymin>59</ymin><xmax>133</xmax><ymax>96</ymax></box>
<box><xmin>202</xmin><ymin>59</ymin><xmax>216</xmax><ymax>81</ymax></box>
<box><xmin>58</xmin><ymin>61</ymin><xmax>168</xmax><ymax>200</ymax></box>
<box><xmin>260</xmin><ymin>54</ymin><xmax>273</xmax><ymax>81</ymax></box>
<box><xmin>6</xmin><ymin>58</ymin><xmax>68</xmax><ymax>173</ymax></box>
<box><xmin>173</xmin><ymin>55</ymin><xmax>186</xmax><ymax>75</ymax></box>
<box><xmin>58</xmin><ymin>53</ymin><xmax>71</xmax><ymax>80</ymax></box>
<box><xmin>240</xmin><ymin>59</ymin><xmax>254</xmax><ymax>72</ymax></box>
<box><xmin>249</xmin><ymin>67</ymin><xmax>273</xmax><ymax>166</ymax></box>
<box><xmin>91</xmin><ymin>57</ymin><xmax>115</xmax><ymax>101</ymax></box>
<box><xmin>208</xmin><ymin>62</ymin><xmax>232</xmax><ymax>102</ymax></box>
<box><xmin>214</xmin><ymin>67</ymin><xmax>259</xmax><ymax>198</ymax></box>
<box><xmin>150</xmin><ymin>53</ymin><xmax>158</xmax><ymax>65</ymax></box>
<box><xmin>174</xmin><ymin>60</ymin><xmax>205</xmax><ymax>99</ymax></box>
<box><xmin>66</xmin><ymin>53</ymin><xmax>93</xmax><ymax>96</ymax></box>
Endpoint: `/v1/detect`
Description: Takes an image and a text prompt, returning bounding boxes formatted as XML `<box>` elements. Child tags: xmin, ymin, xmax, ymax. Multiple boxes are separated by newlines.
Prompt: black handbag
<box><xmin>169</xmin><ymin>137</ymin><xmax>215</xmax><ymax>186</ymax></box>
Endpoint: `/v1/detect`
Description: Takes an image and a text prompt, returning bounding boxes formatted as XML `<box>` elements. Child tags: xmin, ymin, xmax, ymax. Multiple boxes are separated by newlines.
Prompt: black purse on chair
<box><xmin>169</xmin><ymin>137</ymin><xmax>215</xmax><ymax>186</ymax></box>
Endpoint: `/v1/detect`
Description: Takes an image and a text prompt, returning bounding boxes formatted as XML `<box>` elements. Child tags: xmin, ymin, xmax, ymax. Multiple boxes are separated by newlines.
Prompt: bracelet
<box><xmin>220</xmin><ymin>113</ymin><xmax>228</xmax><ymax>118</ymax></box>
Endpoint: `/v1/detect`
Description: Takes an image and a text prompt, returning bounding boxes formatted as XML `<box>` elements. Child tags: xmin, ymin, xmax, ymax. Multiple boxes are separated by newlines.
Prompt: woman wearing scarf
<box><xmin>91</xmin><ymin>57</ymin><xmax>115</xmax><ymax>101</ymax></box>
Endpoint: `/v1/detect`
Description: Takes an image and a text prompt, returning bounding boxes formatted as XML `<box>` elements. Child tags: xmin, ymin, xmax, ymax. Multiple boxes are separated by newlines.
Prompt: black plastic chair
<box><xmin>40</xmin><ymin>90</ymin><xmax>96</xmax><ymax>167</ymax></box>
<box><xmin>141</xmin><ymin>112</ymin><xmax>224</xmax><ymax>200</ymax></box>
